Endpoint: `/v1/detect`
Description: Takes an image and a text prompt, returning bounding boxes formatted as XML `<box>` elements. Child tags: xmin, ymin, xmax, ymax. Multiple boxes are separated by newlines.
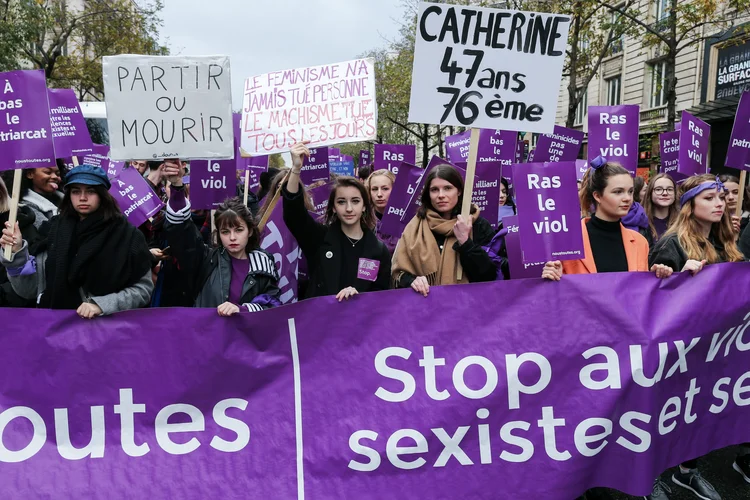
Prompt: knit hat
<box><xmin>64</xmin><ymin>165</ymin><xmax>111</xmax><ymax>190</ymax></box>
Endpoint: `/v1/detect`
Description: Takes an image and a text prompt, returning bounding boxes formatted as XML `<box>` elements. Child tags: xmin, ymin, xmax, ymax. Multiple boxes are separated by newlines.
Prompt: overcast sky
<box><xmin>160</xmin><ymin>0</ymin><xmax>406</xmax><ymax>109</ymax></box>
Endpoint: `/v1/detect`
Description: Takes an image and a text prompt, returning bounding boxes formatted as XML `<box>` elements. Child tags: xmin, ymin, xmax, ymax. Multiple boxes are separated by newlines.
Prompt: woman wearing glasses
<box><xmin>642</xmin><ymin>173</ymin><xmax>680</xmax><ymax>246</ymax></box>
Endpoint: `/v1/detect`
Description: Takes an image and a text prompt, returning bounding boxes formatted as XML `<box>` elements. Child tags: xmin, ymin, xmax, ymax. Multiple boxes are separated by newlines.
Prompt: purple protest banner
<box><xmin>190</xmin><ymin>159</ymin><xmax>238</xmax><ymax>210</ymax></box>
<box><xmin>47</xmin><ymin>88</ymin><xmax>93</xmax><ymax>158</ymax></box>
<box><xmin>373</xmin><ymin>144</ymin><xmax>416</xmax><ymax>174</ymax></box>
<box><xmin>359</xmin><ymin>149</ymin><xmax>371</xmax><ymax>167</ymax></box>
<box><xmin>0</xmin><ymin>70</ymin><xmax>55</xmax><ymax>171</ymax></box>
<box><xmin>110</xmin><ymin>166</ymin><xmax>164</xmax><ymax>227</ymax></box>
<box><xmin>678</xmin><ymin>111</ymin><xmax>710</xmax><ymax>177</ymax></box>
<box><xmin>445</xmin><ymin>129</ymin><xmax>517</xmax><ymax>165</ymax></box>
<box><xmin>301</xmin><ymin>147</ymin><xmax>329</xmax><ymax>185</ymax></box>
<box><xmin>380</xmin><ymin>162</ymin><xmax>423</xmax><ymax>238</ymax></box>
<box><xmin>659</xmin><ymin>131</ymin><xmax>680</xmax><ymax>177</ymax></box>
<box><xmin>243</xmin><ymin>155</ymin><xmax>269</xmax><ymax>170</ymax></box>
<box><xmin>513</xmin><ymin>162</ymin><xmax>585</xmax><ymax>263</ymax></box>
<box><xmin>515</xmin><ymin>140</ymin><xmax>526</xmax><ymax>163</ymax></box>
<box><xmin>456</xmin><ymin>160</ymin><xmax>502</xmax><ymax>229</ymax></box>
<box><xmin>588</xmin><ymin>105</ymin><xmax>640</xmax><ymax>175</ymax></box>
<box><xmin>445</xmin><ymin>130</ymin><xmax>471</xmax><ymax>163</ymax></box>
<box><xmin>244</xmin><ymin>166</ymin><xmax>266</xmax><ymax>191</ymax></box>
<box><xmin>3</xmin><ymin>265</ymin><xmax>750</xmax><ymax>498</ymax></box>
<box><xmin>502</xmin><ymin>215</ymin><xmax>546</xmax><ymax>278</ymax></box>
<box><xmin>308</xmin><ymin>181</ymin><xmax>333</xmax><ymax>218</ymax></box>
<box><xmin>575</xmin><ymin>159</ymin><xmax>589</xmax><ymax>181</ymax></box>
<box><xmin>260</xmin><ymin>204</ymin><xmax>302</xmax><ymax>304</ymax></box>
<box><xmin>726</xmin><ymin>91</ymin><xmax>750</xmax><ymax>170</ymax></box>
<box><xmin>533</xmin><ymin>125</ymin><xmax>584</xmax><ymax>163</ymax></box>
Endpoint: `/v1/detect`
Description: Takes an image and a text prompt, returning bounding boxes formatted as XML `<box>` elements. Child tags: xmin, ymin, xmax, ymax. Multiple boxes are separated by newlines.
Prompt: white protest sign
<box><xmin>103</xmin><ymin>55</ymin><xmax>233</xmax><ymax>161</ymax></box>
<box><xmin>241</xmin><ymin>58</ymin><xmax>377</xmax><ymax>155</ymax></box>
<box><xmin>409</xmin><ymin>3</ymin><xmax>570</xmax><ymax>133</ymax></box>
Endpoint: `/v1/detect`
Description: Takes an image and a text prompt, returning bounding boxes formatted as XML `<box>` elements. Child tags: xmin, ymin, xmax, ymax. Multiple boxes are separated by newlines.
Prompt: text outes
<box><xmin>0</xmin><ymin>389</ymin><xmax>250</xmax><ymax>463</ymax></box>
<box><xmin>348</xmin><ymin>311</ymin><xmax>750</xmax><ymax>472</ymax></box>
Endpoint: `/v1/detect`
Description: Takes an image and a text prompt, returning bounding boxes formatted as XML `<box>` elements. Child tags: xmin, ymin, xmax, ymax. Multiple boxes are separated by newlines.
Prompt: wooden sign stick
<box><xmin>3</xmin><ymin>169</ymin><xmax>23</xmax><ymax>260</ymax></box>
<box><xmin>243</xmin><ymin>170</ymin><xmax>250</xmax><ymax>206</ymax></box>
<box><xmin>457</xmin><ymin>128</ymin><xmax>481</xmax><ymax>281</ymax></box>
<box><xmin>737</xmin><ymin>170</ymin><xmax>747</xmax><ymax>218</ymax></box>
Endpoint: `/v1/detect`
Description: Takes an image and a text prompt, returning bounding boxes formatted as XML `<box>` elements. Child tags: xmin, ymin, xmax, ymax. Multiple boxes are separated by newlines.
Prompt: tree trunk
<box><xmin>566</xmin><ymin>6</ymin><xmax>582</xmax><ymax>128</ymax></box>
<box><xmin>665</xmin><ymin>0</ymin><xmax>679</xmax><ymax>131</ymax></box>
<box><xmin>421</xmin><ymin>124</ymin><xmax>430</xmax><ymax>168</ymax></box>
<box><xmin>437</xmin><ymin>126</ymin><xmax>445</xmax><ymax>158</ymax></box>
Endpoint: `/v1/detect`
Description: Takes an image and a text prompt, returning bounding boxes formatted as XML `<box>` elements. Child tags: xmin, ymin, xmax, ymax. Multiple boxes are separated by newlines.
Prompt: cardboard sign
<box><xmin>110</xmin><ymin>167</ymin><xmax>164</xmax><ymax>227</ymax></box>
<box><xmin>190</xmin><ymin>159</ymin><xmax>238</xmax><ymax>209</ymax></box>
<box><xmin>0</xmin><ymin>70</ymin><xmax>55</xmax><ymax>171</ymax></box>
<box><xmin>47</xmin><ymin>88</ymin><xmax>94</xmax><ymax>157</ymax></box>
<box><xmin>408</xmin><ymin>3</ymin><xmax>570</xmax><ymax>132</ymax></box>
<box><xmin>241</xmin><ymin>58</ymin><xmax>377</xmax><ymax>155</ymax></box>
<box><xmin>588</xmin><ymin>105</ymin><xmax>639</xmax><ymax>176</ymax></box>
<box><xmin>103</xmin><ymin>55</ymin><xmax>234</xmax><ymax>161</ymax></box>
<box><xmin>445</xmin><ymin>129</ymin><xmax>517</xmax><ymax>165</ymax></box>
<box><xmin>678</xmin><ymin>112</ymin><xmax>710</xmax><ymax>177</ymax></box>
<box><xmin>373</xmin><ymin>144</ymin><xmax>416</xmax><ymax>174</ymax></box>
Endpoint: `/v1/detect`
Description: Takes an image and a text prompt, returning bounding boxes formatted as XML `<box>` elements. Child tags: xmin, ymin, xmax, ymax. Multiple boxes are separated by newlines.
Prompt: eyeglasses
<box><xmin>653</xmin><ymin>187</ymin><xmax>675</xmax><ymax>195</ymax></box>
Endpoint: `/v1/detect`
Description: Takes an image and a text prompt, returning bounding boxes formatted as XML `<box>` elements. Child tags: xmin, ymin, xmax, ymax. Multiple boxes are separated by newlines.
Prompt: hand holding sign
<box><xmin>163</xmin><ymin>160</ymin><xmax>185</xmax><ymax>186</ymax></box>
<box><xmin>1</xmin><ymin>221</ymin><xmax>22</xmax><ymax>255</ymax></box>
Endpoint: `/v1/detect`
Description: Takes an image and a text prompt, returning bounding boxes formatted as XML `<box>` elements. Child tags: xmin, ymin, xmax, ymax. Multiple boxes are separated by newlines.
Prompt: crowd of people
<box><xmin>1</xmin><ymin>142</ymin><xmax>750</xmax><ymax>499</ymax></box>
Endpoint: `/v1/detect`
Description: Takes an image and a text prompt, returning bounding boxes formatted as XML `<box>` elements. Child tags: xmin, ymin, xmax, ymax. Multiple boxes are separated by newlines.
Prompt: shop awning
<box><xmin>686</xmin><ymin>96</ymin><xmax>741</xmax><ymax>122</ymax></box>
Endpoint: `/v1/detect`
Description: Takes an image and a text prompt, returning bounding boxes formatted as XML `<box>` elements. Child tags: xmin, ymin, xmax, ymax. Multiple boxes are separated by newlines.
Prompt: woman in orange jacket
<box><xmin>542</xmin><ymin>156</ymin><xmax>672</xmax><ymax>280</ymax></box>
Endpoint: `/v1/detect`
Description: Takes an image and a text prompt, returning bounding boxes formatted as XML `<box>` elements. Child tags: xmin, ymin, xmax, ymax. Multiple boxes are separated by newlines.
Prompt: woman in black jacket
<box><xmin>283</xmin><ymin>142</ymin><xmax>391</xmax><ymax>301</ymax></box>
<box><xmin>163</xmin><ymin>164</ymin><xmax>281</xmax><ymax>316</ymax></box>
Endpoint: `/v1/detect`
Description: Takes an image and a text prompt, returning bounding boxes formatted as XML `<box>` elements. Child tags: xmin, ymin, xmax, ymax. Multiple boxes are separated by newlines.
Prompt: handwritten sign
<box><xmin>0</xmin><ymin>70</ymin><xmax>55</xmax><ymax>171</ymax></box>
<box><xmin>109</xmin><ymin>166</ymin><xmax>164</xmax><ymax>227</ymax></box>
<box><xmin>190</xmin><ymin>159</ymin><xmax>238</xmax><ymax>209</ymax></box>
<box><xmin>659</xmin><ymin>131</ymin><xmax>680</xmax><ymax>177</ymax></box>
<box><xmin>409</xmin><ymin>3</ymin><xmax>570</xmax><ymax>132</ymax></box>
<box><xmin>47</xmin><ymin>88</ymin><xmax>94</xmax><ymax>157</ymax></box>
<box><xmin>241</xmin><ymin>58</ymin><xmax>377</xmax><ymax>155</ymax></box>
<box><xmin>103</xmin><ymin>55</ymin><xmax>233</xmax><ymax>161</ymax></box>
<box><xmin>588</xmin><ymin>105</ymin><xmax>639</xmax><ymax>176</ymax></box>
<box><xmin>678</xmin><ymin>111</ymin><xmax>710</xmax><ymax>177</ymax></box>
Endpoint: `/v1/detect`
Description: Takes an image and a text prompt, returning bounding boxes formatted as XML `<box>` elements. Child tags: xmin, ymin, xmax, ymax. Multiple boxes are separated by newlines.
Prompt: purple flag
<box><xmin>588</xmin><ymin>105</ymin><xmax>640</xmax><ymax>175</ymax></box>
<box><xmin>533</xmin><ymin>125</ymin><xmax>584</xmax><ymax>163</ymax></box>
<box><xmin>659</xmin><ymin>131</ymin><xmax>680</xmax><ymax>177</ymax></box>
<box><xmin>0</xmin><ymin>70</ymin><xmax>55</xmax><ymax>171</ymax></box>
<box><xmin>260</xmin><ymin>204</ymin><xmax>302</xmax><ymax>304</ymax></box>
<box><xmin>308</xmin><ymin>181</ymin><xmax>333</xmax><ymax>218</ymax></box>
<box><xmin>373</xmin><ymin>144</ymin><xmax>416</xmax><ymax>174</ymax></box>
<box><xmin>380</xmin><ymin>162</ymin><xmax>423</xmax><ymax>238</ymax></box>
<box><xmin>301</xmin><ymin>147</ymin><xmax>329</xmax><ymax>185</ymax></box>
<box><xmin>47</xmin><ymin>88</ymin><xmax>94</xmax><ymax>157</ymax></box>
<box><xmin>726</xmin><ymin>91</ymin><xmax>750</xmax><ymax>170</ymax></box>
<box><xmin>513</xmin><ymin>162</ymin><xmax>585</xmax><ymax>263</ymax></box>
<box><xmin>190</xmin><ymin>159</ymin><xmax>238</xmax><ymax>210</ymax></box>
<box><xmin>503</xmin><ymin>215</ymin><xmax>546</xmax><ymax>278</ymax></box>
<box><xmin>678</xmin><ymin>111</ymin><xmax>710</xmax><ymax>177</ymax></box>
<box><xmin>359</xmin><ymin>149</ymin><xmax>371</xmax><ymax>167</ymax></box>
<box><xmin>110</xmin><ymin>166</ymin><xmax>164</xmax><ymax>227</ymax></box>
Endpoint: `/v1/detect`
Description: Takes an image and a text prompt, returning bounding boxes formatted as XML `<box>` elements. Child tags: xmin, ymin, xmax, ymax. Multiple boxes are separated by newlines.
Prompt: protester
<box><xmin>643</xmin><ymin>173</ymin><xmax>680</xmax><ymax>244</ymax></box>
<box><xmin>163</xmin><ymin>163</ymin><xmax>281</xmax><ymax>315</ymax></box>
<box><xmin>497</xmin><ymin>177</ymin><xmax>516</xmax><ymax>226</ymax></box>
<box><xmin>358</xmin><ymin>165</ymin><xmax>372</xmax><ymax>182</ymax></box>
<box><xmin>542</xmin><ymin>157</ymin><xmax>671</xmax><ymax>279</ymax></box>
<box><xmin>283</xmin><ymin>142</ymin><xmax>391</xmax><ymax>301</ymax></box>
<box><xmin>720</xmin><ymin>174</ymin><xmax>743</xmax><ymax>235</ymax></box>
<box><xmin>366</xmin><ymin>169</ymin><xmax>398</xmax><ymax>253</ymax></box>
<box><xmin>0</xmin><ymin>165</ymin><xmax>153</xmax><ymax>318</ymax></box>
<box><xmin>392</xmin><ymin>163</ymin><xmax>496</xmax><ymax>296</ymax></box>
<box><xmin>257</xmin><ymin>167</ymin><xmax>281</xmax><ymax>204</ymax></box>
<box><xmin>6</xmin><ymin>167</ymin><xmax>64</xmax><ymax>228</ymax></box>
<box><xmin>633</xmin><ymin>174</ymin><xmax>646</xmax><ymax>204</ymax></box>
<box><xmin>131</xmin><ymin>160</ymin><xmax>148</xmax><ymax>176</ymax></box>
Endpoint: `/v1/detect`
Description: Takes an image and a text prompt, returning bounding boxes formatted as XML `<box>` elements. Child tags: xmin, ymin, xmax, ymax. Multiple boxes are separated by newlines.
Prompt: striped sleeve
<box><xmin>166</xmin><ymin>192</ymin><xmax>192</xmax><ymax>225</ymax></box>
<box><xmin>243</xmin><ymin>303</ymin><xmax>264</xmax><ymax>313</ymax></box>
<box><xmin>247</xmin><ymin>250</ymin><xmax>280</xmax><ymax>280</ymax></box>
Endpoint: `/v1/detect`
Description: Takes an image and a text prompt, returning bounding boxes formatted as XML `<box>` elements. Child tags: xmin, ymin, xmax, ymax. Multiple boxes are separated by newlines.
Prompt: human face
<box><xmin>27</xmin><ymin>167</ymin><xmax>61</xmax><ymax>194</ymax></box>
<box><xmin>639</xmin><ymin>181</ymin><xmax>648</xmax><ymax>203</ymax></box>
<box><xmin>131</xmin><ymin>161</ymin><xmax>147</xmax><ymax>175</ymax></box>
<box><xmin>651</xmin><ymin>178</ymin><xmax>676</xmax><ymax>208</ymax></box>
<box><xmin>692</xmin><ymin>188</ymin><xmax>726</xmax><ymax>225</ymax></box>
<box><xmin>334</xmin><ymin>186</ymin><xmax>364</xmax><ymax>228</ymax></box>
<box><xmin>369</xmin><ymin>175</ymin><xmax>392</xmax><ymax>213</ymax></box>
<box><xmin>593</xmin><ymin>174</ymin><xmax>633</xmax><ymax>221</ymax></box>
<box><xmin>499</xmin><ymin>184</ymin><xmax>508</xmax><ymax>206</ymax></box>
<box><xmin>429</xmin><ymin>177</ymin><xmax>459</xmax><ymax>218</ymax></box>
<box><xmin>69</xmin><ymin>184</ymin><xmax>101</xmax><ymax>219</ymax></box>
<box><xmin>724</xmin><ymin>181</ymin><xmax>740</xmax><ymax>213</ymax></box>
<box><xmin>220</xmin><ymin>223</ymin><xmax>250</xmax><ymax>258</ymax></box>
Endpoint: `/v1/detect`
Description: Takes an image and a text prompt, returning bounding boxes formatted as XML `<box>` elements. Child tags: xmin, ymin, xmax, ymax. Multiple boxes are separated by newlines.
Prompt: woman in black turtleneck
<box><xmin>542</xmin><ymin>157</ymin><xmax>672</xmax><ymax>279</ymax></box>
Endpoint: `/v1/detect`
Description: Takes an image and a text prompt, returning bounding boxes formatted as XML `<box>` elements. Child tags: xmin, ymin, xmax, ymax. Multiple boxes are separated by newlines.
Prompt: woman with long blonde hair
<box><xmin>642</xmin><ymin>173</ymin><xmax>680</xmax><ymax>244</ymax></box>
<box><xmin>365</xmin><ymin>169</ymin><xmax>398</xmax><ymax>253</ymax></box>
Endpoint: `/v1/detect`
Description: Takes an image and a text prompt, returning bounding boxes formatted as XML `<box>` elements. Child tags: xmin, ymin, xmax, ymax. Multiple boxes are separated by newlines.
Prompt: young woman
<box><xmin>497</xmin><ymin>177</ymin><xmax>516</xmax><ymax>226</ymax></box>
<box><xmin>633</xmin><ymin>174</ymin><xmax>647</xmax><ymax>204</ymax></box>
<box><xmin>643</xmin><ymin>173</ymin><xmax>680</xmax><ymax>244</ymax></box>
<box><xmin>366</xmin><ymin>169</ymin><xmax>398</xmax><ymax>253</ymax></box>
<box><xmin>0</xmin><ymin>165</ymin><xmax>153</xmax><ymax>318</ymax></box>
<box><xmin>542</xmin><ymin>157</ymin><xmax>672</xmax><ymax>279</ymax></box>
<box><xmin>392</xmin><ymin>163</ymin><xmax>496</xmax><ymax>297</ymax></box>
<box><xmin>15</xmin><ymin>167</ymin><xmax>64</xmax><ymax>228</ymax></box>
<box><xmin>720</xmin><ymin>174</ymin><xmax>743</xmax><ymax>236</ymax></box>
<box><xmin>283</xmin><ymin>142</ymin><xmax>391</xmax><ymax>301</ymax></box>
<box><xmin>163</xmin><ymin>163</ymin><xmax>281</xmax><ymax>316</ymax></box>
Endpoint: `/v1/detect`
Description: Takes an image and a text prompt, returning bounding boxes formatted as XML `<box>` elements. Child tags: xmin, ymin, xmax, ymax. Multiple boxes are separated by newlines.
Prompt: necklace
<box><xmin>344</xmin><ymin>234</ymin><xmax>361</xmax><ymax>247</ymax></box>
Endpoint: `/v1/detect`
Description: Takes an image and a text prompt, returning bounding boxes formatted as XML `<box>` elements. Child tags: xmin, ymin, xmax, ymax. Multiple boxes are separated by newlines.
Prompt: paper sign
<box><xmin>301</xmin><ymin>147</ymin><xmax>330</xmax><ymax>185</ymax></box>
<box><xmin>409</xmin><ymin>3</ymin><xmax>570</xmax><ymax>132</ymax></box>
<box><xmin>678</xmin><ymin>112</ymin><xmax>710</xmax><ymax>177</ymax></box>
<box><xmin>533</xmin><ymin>125</ymin><xmax>584</xmax><ymax>163</ymax></box>
<box><xmin>241</xmin><ymin>58</ymin><xmax>377</xmax><ymax>155</ymax></box>
<box><xmin>659</xmin><ymin>131</ymin><xmax>680</xmax><ymax>177</ymax></box>
<box><xmin>513</xmin><ymin>162</ymin><xmax>584</xmax><ymax>262</ymax></box>
<box><xmin>373</xmin><ymin>144</ymin><xmax>416</xmax><ymax>174</ymax></box>
<box><xmin>588</xmin><ymin>105</ymin><xmax>639</xmax><ymax>175</ymax></box>
<box><xmin>47</xmin><ymin>88</ymin><xmax>94</xmax><ymax>157</ymax></box>
<box><xmin>110</xmin><ymin>167</ymin><xmax>164</xmax><ymax>227</ymax></box>
<box><xmin>0</xmin><ymin>70</ymin><xmax>55</xmax><ymax>171</ymax></box>
<box><xmin>190</xmin><ymin>159</ymin><xmax>238</xmax><ymax>209</ymax></box>
<box><xmin>503</xmin><ymin>215</ymin><xmax>546</xmax><ymax>278</ymax></box>
<box><xmin>103</xmin><ymin>55</ymin><xmax>234</xmax><ymax>161</ymax></box>
<box><xmin>725</xmin><ymin>90</ymin><xmax>750</xmax><ymax>171</ymax></box>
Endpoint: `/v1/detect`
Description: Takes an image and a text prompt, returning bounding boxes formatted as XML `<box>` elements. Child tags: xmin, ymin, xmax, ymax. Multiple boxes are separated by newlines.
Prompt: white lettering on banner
<box><xmin>408</xmin><ymin>2</ymin><xmax>570</xmax><ymax>132</ymax></box>
<box><xmin>0</xmin><ymin>389</ymin><xmax>250</xmax><ymax>463</ymax></box>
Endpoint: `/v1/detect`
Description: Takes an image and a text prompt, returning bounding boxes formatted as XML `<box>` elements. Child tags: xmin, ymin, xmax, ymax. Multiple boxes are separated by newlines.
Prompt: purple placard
<box><xmin>301</xmin><ymin>147</ymin><xmax>329</xmax><ymax>185</ymax></box>
<box><xmin>110</xmin><ymin>166</ymin><xmax>164</xmax><ymax>227</ymax></box>
<box><xmin>400</xmin><ymin>156</ymin><xmax>459</xmax><ymax>224</ymax></box>
<box><xmin>445</xmin><ymin>129</ymin><xmax>517</xmax><ymax>165</ymax></box>
<box><xmin>373</xmin><ymin>144</ymin><xmax>416</xmax><ymax>174</ymax></box>
<box><xmin>678</xmin><ymin>112</ymin><xmax>710</xmax><ymax>177</ymax></box>
<box><xmin>308</xmin><ymin>181</ymin><xmax>333</xmax><ymax>218</ymax></box>
<box><xmin>359</xmin><ymin>149</ymin><xmax>371</xmax><ymax>167</ymax></box>
<box><xmin>47</xmin><ymin>88</ymin><xmax>94</xmax><ymax>157</ymax></box>
<box><xmin>455</xmin><ymin>160</ymin><xmax>502</xmax><ymax>228</ymax></box>
<box><xmin>725</xmin><ymin>91</ymin><xmax>750</xmax><ymax>170</ymax></box>
<box><xmin>260</xmin><ymin>203</ymin><xmax>302</xmax><ymax>304</ymax></box>
<box><xmin>503</xmin><ymin>215</ymin><xmax>546</xmax><ymax>278</ymax></box>
<box><xmin>513</xmin><ymin>162</ymin><xmax>585</xmax><ymax>263</ymax></box>
<box><xmin>190</xmin><ymin>159</ymin><xmax>239</xmax><ymax>210</ymax></box>
<box><xmin>356</xmin><ymin>258</ymin><xmax>380</xmax><ymax>281</ymax></box>
<box><xmin>445</xmin><ymin>130</ymin><xmax>471</xmax><ymax>163</ymax></box>
<box><xmin>533</xmin><ymin>125</ymin><xmax>584</xmax><ymax>163</ymax></box>
<box><xmin>244</xmin><ymin>165</ymin><xmax>266</xmax><ymax>191</ymax></box>
<box><xmin>588</xmin><ymin>105</ymin><xmax>640</xmax><ymax>175</ymax></box>
<box><xmin>380</xmin><ymin>162</ymin><xmax>423</xmax><ymax>237</ymax></box>
<box><xmin>515</xmin><ymin>140</ymin><xmax>526</xmax><ymax>163</ymax></box>
<box><xmin>575</xmin><ymin>159</ymin><xmax>589</xmax><ymax>181</ymax></box>
<box><xmin>659</xmin><ymin>131</ymin><xmax>680</xmax><ymax>177</ymax></box>
<box><xmin>0</xmin><ymin>70</ymin><xmax>55</xmax><ymax>171</ymax></box>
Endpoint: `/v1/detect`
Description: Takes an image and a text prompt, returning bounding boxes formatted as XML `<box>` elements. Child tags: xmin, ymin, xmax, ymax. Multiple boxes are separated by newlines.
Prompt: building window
<box><xmin>575</xmin><ymin>88</ymin><xmax>588</xmax><ymax>126</ymax></box>
<box><xmin>606</xmin><ymin>76</ymin><xmax>621</xmax><ymax>106</ymax></box>
<box><xmin>655</xmin><ymin>0</ymin><xmax>669</xmax><ymax>21</ymax></box>
<box><xmin>649</xmin><ymin>61</ymin><xmax>667</xmax><ymax>108</ymax></box>
<box><xmin>610</xmin><ymin>9</ymin><xmax>625</xmax><ymax>55</ymax></box>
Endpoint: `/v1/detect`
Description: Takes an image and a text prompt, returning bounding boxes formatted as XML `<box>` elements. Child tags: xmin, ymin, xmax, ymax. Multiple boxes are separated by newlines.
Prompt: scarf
<box><xmin>392</xmin><ymin>207</ymin><xmax>479</xmax><ymax>286</ymax></box>
<box><xmin>41</xmin><ymin>212</ymin><xmax>152</xmax><ymax>309</ymax></box>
